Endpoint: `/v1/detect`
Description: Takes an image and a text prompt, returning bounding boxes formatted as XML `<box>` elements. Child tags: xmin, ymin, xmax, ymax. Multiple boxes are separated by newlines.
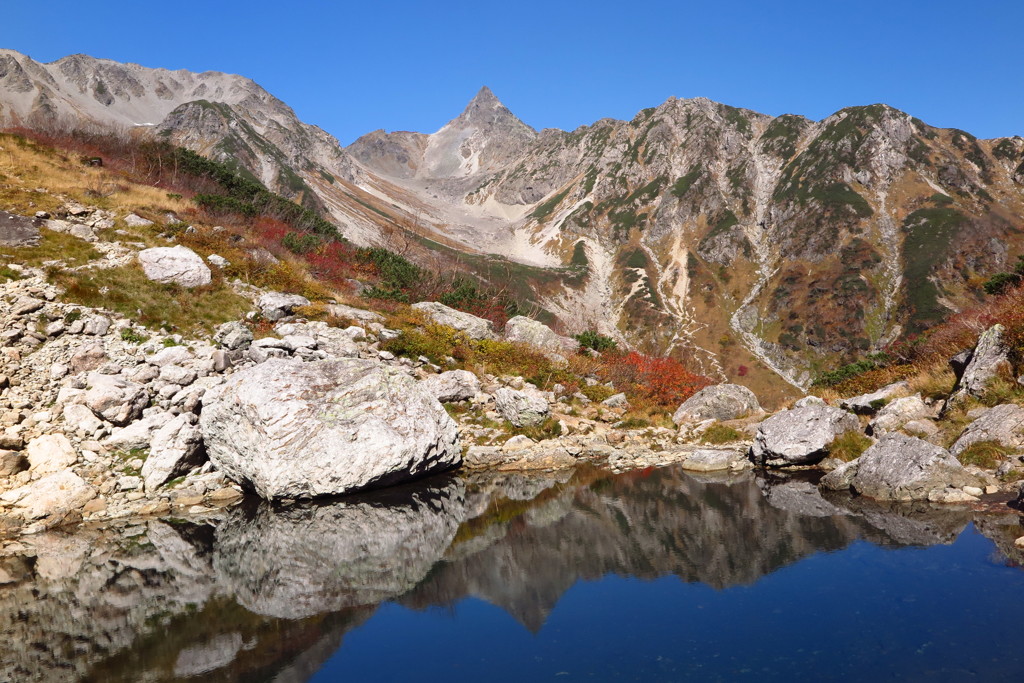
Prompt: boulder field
<box><xmin>2</xmin><ymin>223</ymin><xmax>1024</xmax><ymax>537</ymax></box>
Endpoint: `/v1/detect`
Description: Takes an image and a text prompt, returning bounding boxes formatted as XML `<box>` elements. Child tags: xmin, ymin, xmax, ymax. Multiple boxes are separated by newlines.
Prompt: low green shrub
<box><xmin>827</xmin><ymin>431</ymin><xmax>873</xmax><ymax>462</ymax></box>
<box><xmin>700</xmin><ymin>423</ymin><xmax>743</xmax><ymax>444</ymax></box>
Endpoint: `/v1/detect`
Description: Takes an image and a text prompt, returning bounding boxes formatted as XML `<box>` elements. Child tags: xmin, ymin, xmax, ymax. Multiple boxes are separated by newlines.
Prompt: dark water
<box><xmin>3</xmin><ymin>466</ymin><xmax>1024</xmax><ymax>682</ymax></box>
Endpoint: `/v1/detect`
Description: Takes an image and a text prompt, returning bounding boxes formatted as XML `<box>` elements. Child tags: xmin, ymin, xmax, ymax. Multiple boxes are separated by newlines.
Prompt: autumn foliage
<box><xmin>600</xmin><ymin>351</ymin><xmax>713</xmax><ymax>408</ymax></box>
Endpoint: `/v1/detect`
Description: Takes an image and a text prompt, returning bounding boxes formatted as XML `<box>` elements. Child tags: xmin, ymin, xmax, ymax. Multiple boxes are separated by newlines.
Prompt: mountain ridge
<box><xmin>3</xmin><ymin>48</ymin><xmax>1024</xmax><ymax>397</ymax></box>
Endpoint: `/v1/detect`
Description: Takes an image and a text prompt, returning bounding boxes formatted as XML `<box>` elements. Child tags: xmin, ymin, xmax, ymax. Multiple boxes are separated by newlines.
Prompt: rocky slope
<box><xmin>4</xmin><ymin>49</ymin><xmax>1024</xmax><ymax>396</ymax></box>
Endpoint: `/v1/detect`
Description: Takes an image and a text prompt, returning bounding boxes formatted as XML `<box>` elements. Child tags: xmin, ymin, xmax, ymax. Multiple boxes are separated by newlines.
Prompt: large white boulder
<box><xmin>258</xmin><ymin>292</ymin><xmax>310</xmax><ymax>321</ymax></box>
<box><xmin>83</xmin><ymin>373</ymin><xmax>148</xmax><ymax>426</ymax></box>
<box><xmin>411</xmin><ymin>301</ymin><xmax>495</xmax><ymax>339</ymax></box>
<box><xmin>142</xmin><ymin>414</ymin><xmax>206</xmax><ymax>491</ymax></box>
<box><xmin>751</xmin><ymin>403</ymin><xmax>860</xmax><ymax>467</ymax></box>
<box><xmin>199</xmin><ymin>358</ymin><xmax>461</xmax><ymax>499</ymax></box>
<box><xmin>1</xmin><ymin>471</ymin><xmax>95</xmax><ymax>520</ymax></box>
<box><xmin>419</xmin><ymin>370</ymin><xmax>481</xmax><ymax>403</ymax></box>
<box><xmin>673</xmin><ymin>384</ymin><xmax>762</xmax><ymax>424</ymax></box>
<box><xmin>138</xmin><ymin>245</ymin><xmax>211</xmax><ymax>288</ymax></box>
<box><xmin>821</xmin><ymin>433</ymin><xmax>982</xmax><ymax>501</ymax></box>
<box><xmin>503</xmin><ymin>316</ymin><xmax>578</xmax><ymax>355</ymax></box>
<box><xmin>494</xmin><ymin>387</ymin><xmax>550</xmax><ymax>427</ymax></box>
<box><xmin>26</xmin><ymin>434</ymin><xmax>77</xmax><ymax>474</ymax></box>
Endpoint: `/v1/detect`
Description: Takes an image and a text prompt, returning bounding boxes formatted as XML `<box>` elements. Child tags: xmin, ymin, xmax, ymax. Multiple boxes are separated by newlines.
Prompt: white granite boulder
<box><xmin>138</xmin><ymin>245</ymin><xmax>211</xmax><ymax>288</ymax></box>
<box><xmin>200</xmin><ymin>358</ymin><xmax>461</xmax><ymax>499</ymax></box>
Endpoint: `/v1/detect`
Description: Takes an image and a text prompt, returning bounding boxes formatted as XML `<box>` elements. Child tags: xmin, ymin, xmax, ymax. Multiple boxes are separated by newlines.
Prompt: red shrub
<box><xmin>600</xmin><ymin>351</ymin><xmax>712</xmax><ymax>408</ymax></box>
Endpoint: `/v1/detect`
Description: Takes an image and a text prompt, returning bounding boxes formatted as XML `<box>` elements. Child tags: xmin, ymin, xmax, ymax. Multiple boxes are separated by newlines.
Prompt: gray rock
<box><xmin>104</xmin><ymin>410</ymin><xmax>174</xmax><ymax>450</ymax></box>
<box><xmin>26</xmin><ymin>434</ymin><xmax>77</xmax><ymax>473</ymax></box>
<box><xmin>411</xmin><ymin>301</ymin><xmax>495</xmax><ymax>339</ymax></box>
<box><xmin>207</xmin><ymin>254</ymin><xmax>230</xmax><ymax>268</ymax></box>
<box><xmin>138</xmin><ymin>245</ymin><xmax>211</xmax><ymax>288</ymax></box>
<box><xmin>869</xmin><ymin>394</ymin><xmax>932</xmax><ymax>434</ymax></box>
<box><xmin>503</xmin><ymin>316</ymin><xmax>578</xmax><ymax>355</ymax></box>
<box><xmin>68</xmin><ymin>344</ymin><xmax>107</xmax><ymax>374</ymax></box>
<box><xmin>0</xmin><ymin>471</ymin><xmax>95</xmax><ymax>520</ymax></box>
<box><xmin>258</xmin><ymin>292</ymin><xmax>310</xmax><ymax>321</ymax></box>
<box><xmin>83</xmin><ymin>373</ymin><xmax>148</xmax><ymax>426</ymax></box>
<box><xmin>81</xmin><ymin>315</ymin><xmax>110</xmax><ymax>336</ymax></box>
<box><xmin>159</xmin><ymin>365</ymin><xmax>197</xmax><ymax>386</ymax></box>
<box><xmin>950</xmin><ymin>403</ymin><xmax>1024</xmax><ymax>457</ymax></box>
<box><xmin>902</xmin><ymin>419</ymin><xmax>940</xmax><ymax>439</ymax></box>
<box><xmin>0</xmin><ymin>210</ymin><xmax>40</xmax><ymax>247</ymax></box>
<box><xmin>12</xmin><ymin>296</ymin><xmax>44</xmax><ymax>316</ymax></box>
<box><xmin>124</xmin><ymin>213</ymin><xmax>154</xmax><ymax>227</ymax></box>
<box><xmin>954</xmin><ymin>324</ymin><xmax>1011</xmax><ymax>399</ymax></box>
<box><xmin>200</xmin><ymin>358</ymin><xmax>461</xmax><ymax>499</ymax></box>
<box><xmin>213</xmin><ymin>321</ymin><xmax>253</xmax><ymax>350</ymax></box>
<box><xmin>673</xmin><ymin>384</ymin><xmax>762</xmax><ymax>424</ymax></box>
<box><xmin>419</xmin><ymin>370</ymin><xmax>481</xmax><ymax>403</ymax></box>
<box><xmin>494</xmin><ymin>387</ymin><xmax>550</xmax><ymax>427</ymax></box>
<box><xmin>62</xmin><ymin>404</ymin><xmax>104</xmax><ymax>435</ymax></box>
<box><xmin>751</xmin><ymin>403</ymin><xmax>860</xmax><ymax>467</ymax></box>
<box><xmin>147</xmin><ymin>345</ymin><xmax>193</xmax><ymax>367</ymax></box>
<box><xmin>602</xmin><ymin>392</ymin><xmax>629</xmax><ymax>409</ymax></box>
<box><xmin>680</xmin><ymin>448</ymin><xmax>747</xmax><ymax>472</ymax></box>
<box><xmin>0</xmin><ymin>449</ymin><xmax>27</xmax><ymax>476</ymax></box>
<box><xmin>840</xmin><ymin>381</ymin><xmax>910</xmax><ymax>415</ymax></box>
<box><xmin>821</xmin><ymin>433</ymin><xmax>981</xmax><ymax>501</ymax></box>
<box><xmin>142</xmin><ymin>414</ymin><xmax>205</xmax><ymax>491</ymax></box>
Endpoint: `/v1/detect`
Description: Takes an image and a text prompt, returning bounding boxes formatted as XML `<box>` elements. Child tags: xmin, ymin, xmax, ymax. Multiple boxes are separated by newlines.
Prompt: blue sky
<box><xmin>3</xmin><ymin>0</ymin><xmax>1022</xmax><ymax>144</ymax></box>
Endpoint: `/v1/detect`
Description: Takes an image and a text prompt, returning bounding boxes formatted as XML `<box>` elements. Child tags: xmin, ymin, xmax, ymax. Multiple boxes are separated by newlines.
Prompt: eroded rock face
<box><xmin>673</xmin><ymin>384</ymin><xmax>762</xmax><ymax>424</ymax></box>
<box><xmin>257</xmin><ymin>292</ymin><xmax>309</xmax><ymax>321</ymax></box>
<box><xmin>950</xmin><ymin>403</ymin><xmax>1024</xmax><ymax>456</ymax></box>
<box><xmin>419</xmin><ymin>370</ymin><xmax>481</xmax><ymax>403</ymax></box>
<box><xmin>411</xmin><ymin>301</ymin><xmax>495</xmax><ymax>339</ymax></box>
<box><xmin>142</xmin><ymin>414</ymin><xmax>206</xmax><ymax>491</ymax></box>
<box><xmin>840</xmin><ymin>381</ymin><xmax>910</xmax><ymax>415</ymax></box>
<box><xmin>138</xmin><ymin>245</ymin><xmax>211</xmax><ymax>288</ymax></box>
<box><xmin>953</xmin><ymin>324</ymin><xmax>1011</xmax><ymax>400</ymax></box>
<box><xmin>821</xmin><ymin>433</ymin><xmax>981</xmax><ymax>501</ymax></box>
<box><xmin>200</xmin><ymin>358</ymin><xmax>461</xmax><ymax>499</ymax></box>
<box><xmin>83</xmin><ymin>373</ymin><xmax>148</xmax><ymax>426</ymax></box>
<box><xmin>494</xmin><ymin>387</ymin><xmax>550</xmax><ymax>427</ymax></box>
<box><xmin>869</xmin><ymin>394</ymin><xmax>932</xmax><ymax>435</ymax></box>
<box><xmin>213</xmin><ymin>479</ymin><xmax>465</xmax><ymax>619</ymax></box>
<box><xmin>750</xmin><ymin>403</ymin><xmax>860</xmax><ymax>467</ymax></box>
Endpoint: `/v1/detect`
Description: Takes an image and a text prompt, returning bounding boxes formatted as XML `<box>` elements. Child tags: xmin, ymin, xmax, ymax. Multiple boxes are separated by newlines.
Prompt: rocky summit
<box><xmin>4</xmin><ymin>50</ymin><xmax>1024</xmax><ymax>398</ymax></box>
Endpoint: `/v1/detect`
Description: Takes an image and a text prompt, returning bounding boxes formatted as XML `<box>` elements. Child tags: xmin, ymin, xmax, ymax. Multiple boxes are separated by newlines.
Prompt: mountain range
<box><xmin>3</xmin><ymin>48</ymin><xmax>1023</xmax><ymax>396</ymax></box>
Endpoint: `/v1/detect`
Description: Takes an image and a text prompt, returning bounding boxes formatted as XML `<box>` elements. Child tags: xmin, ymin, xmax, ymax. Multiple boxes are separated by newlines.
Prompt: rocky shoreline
<box><xmin>2</xmin><ymin>206</ymin><xmax>1024</xmax><ymax>543</ymax></box>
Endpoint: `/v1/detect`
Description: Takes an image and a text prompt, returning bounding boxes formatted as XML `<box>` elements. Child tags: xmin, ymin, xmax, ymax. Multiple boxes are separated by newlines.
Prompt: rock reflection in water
<box><xmin>214</xmin><ymin>477</ymin><xmax>466</xmax><ymax>619</ymax></box>
<box><xmin>0</xmin><ymin>464</ymin><xmax>1014</xmax><ymax>681</ymax></box>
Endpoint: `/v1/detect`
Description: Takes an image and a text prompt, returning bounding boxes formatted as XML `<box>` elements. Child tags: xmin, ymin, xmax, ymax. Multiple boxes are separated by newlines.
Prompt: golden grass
<box><xmin>49</xmin><ymin>263</ymin><xmax>251</xmax><ymax>335</ymax></box>
<box><xmin>0</xmin><ymin>133</ymin><xmax>190</xmax><ymax>218</ymax></box>
<box><xmin>826</xmin><ymin>430</ymin><xmax>873</xmax><ymax>461</ymax></box>
<box><xmin>3</xmin><ymin>229</ymin><xmax>101</xmax><ymax>267</ymax></box>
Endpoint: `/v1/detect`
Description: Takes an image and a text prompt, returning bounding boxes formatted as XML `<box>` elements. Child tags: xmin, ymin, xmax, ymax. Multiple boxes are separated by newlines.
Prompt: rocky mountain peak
<box><xmin>449</xmin><ymin>85</ymin><xmax>534</xmax><ymax>135</ymax></box>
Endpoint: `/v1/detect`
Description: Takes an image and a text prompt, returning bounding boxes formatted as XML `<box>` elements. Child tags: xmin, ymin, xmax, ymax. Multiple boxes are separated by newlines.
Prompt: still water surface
<box><xmin>3</xmin><ymin>465</ymin><xmax>1024</xmax><ymax>681</ymax></box>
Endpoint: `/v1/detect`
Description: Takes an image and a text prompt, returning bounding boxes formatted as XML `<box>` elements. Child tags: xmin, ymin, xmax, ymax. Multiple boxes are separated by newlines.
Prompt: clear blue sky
<box><xmin>3</xmin><ymin>0</ymin><xmax>1022</xmax><ymax>144</ymax></box>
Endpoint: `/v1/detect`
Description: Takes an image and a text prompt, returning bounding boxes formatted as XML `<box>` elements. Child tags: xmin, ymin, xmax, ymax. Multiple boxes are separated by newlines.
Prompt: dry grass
<box><xmin>957</xmin><ymin>440</ymin><xmax>1015</xmax><ymax>469</ymax></box>
<box><xmin>0</xmin><ymin>133</ymin><xmax>189</xmax><ymax>217</ymax></box>
<box><xmin>826</xmin><ymin>430</ymin><xmax>873</xmax><ymax>462</ymax></box>
<box><xmin>907</xmin><ymin>362</ymin><xmax>957</xmax><ymax>400</ymax></box>
<box><xmin>3</xmin><ymin>229</ymin><xmax>101</xmax><ymax>267</ymax></box>
<box><xmin>700</xmin><ymin>423</ymin><xmax>743</xmax><ymax>444</ymax></box>
<box><xmin>49</xmin><ymin>263</ymin><xmax>251</xmax><ymax>335</ymax></box>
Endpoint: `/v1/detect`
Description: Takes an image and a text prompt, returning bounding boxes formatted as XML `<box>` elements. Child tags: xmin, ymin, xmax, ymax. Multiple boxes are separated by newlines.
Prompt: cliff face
<box><xmin>4</xmin><ymin>49</ymin><xmax>1024</xmax><ymax>391</ymax></box>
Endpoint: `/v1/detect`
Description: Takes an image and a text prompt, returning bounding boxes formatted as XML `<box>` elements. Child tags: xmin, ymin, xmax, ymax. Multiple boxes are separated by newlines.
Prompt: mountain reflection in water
<box><xmin>2</xmin><ymin>465</ymin><xmax>1023</xmax><ymax>682</ymax></box>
